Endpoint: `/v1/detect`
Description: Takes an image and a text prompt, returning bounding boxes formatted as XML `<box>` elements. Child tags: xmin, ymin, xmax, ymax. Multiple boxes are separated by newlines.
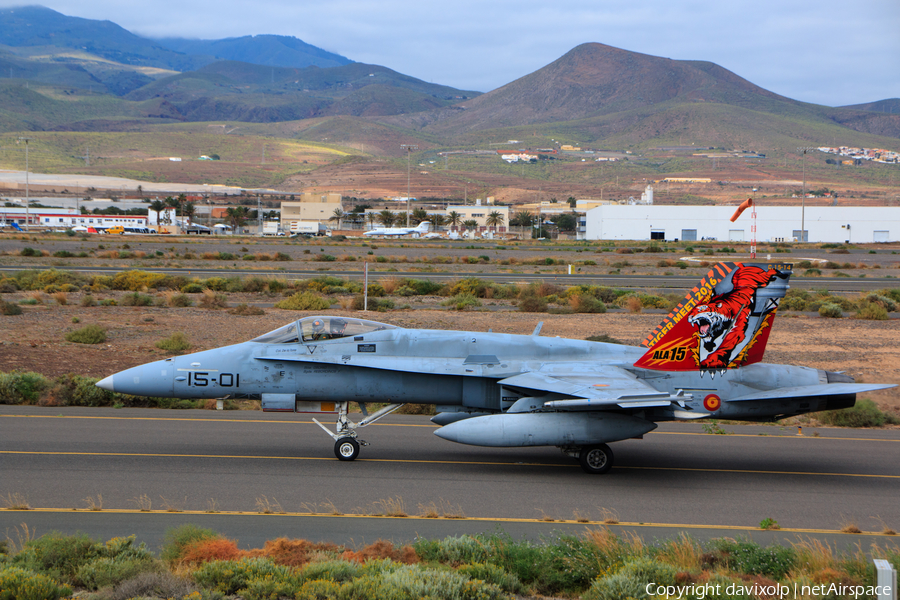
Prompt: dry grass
<box><xmin>625</xmin><ymin>295</ymin><xmax>643</xmax><ymax>313</ymax></box>
<box><xmin>573</xmin><ymin>509</ymin><xmax>591</xmax><ymax>523</ymax></box>
<box><xmin>83</xmin><ymin>494</ymin><xmax>103</xmax><ymax>511</ymax></box>
<box><xmin>584</xmin><ymin>526</ymin><xmax>644</xmax><ymax>557</ymax></box>
<box><xmin>2</xmin><ymin>492</ymin><xmax>31</xmax><ymax>510</ymax></box>
<box><xmin>51</xmin><ymin>291</ymin><xmax>67</xmax><ymax>305</ymax></box>
<box><xmin>205</xmin><ymin>498</ymin><xmax>220</xmax><ymax>513</ymax></box>
<box><xmin>159</xmin><ymin>496</ymin><xmax>186</xmax><ymax>512</ymax></box>
<box><xmin>657</xmin><ymin>533</ymin><xmax>704</xmax><ymax>571</ymax></box>
<box><xmin>199</xmin><ymin>289</ymin><xmax>228</xmax><ymax>309</ymax></box>
<box><xmin>338</xmin><ymin>297</ymin><xmax>355</xmax><ymax>310</ymax></box>
<box><xmin>598</xmin><ymin>506</ymin><xmax>620</xmax><ymax>525</ymax></box>
<box><xmin>791</xmin><ymin>538</ymin><xmax>838</xmax><ymax>575</ymax></box>
<box><xmin>4</xmin><ymin>522</ymin><xmax>36</xmax><ymax>553</ymax></box>
<box><xmin>379</xmin><ymin>277</ymin><xmax>403</xmax><ymax>294</ymax></box>
<box><xmin>873</xmin><ymin>516</ymin><xmax>897</xmax><ymax>535</ymax></box>
<box><xmin>416</xmin><ymin>498</ymin><xmax>465</xmax><ymax>519</ymax></box>
<box><xmin>255</xmin><ymin>495</ymin><xmax>284</xmax><ymax>514</ymax></box>
<box><xmin>538</xmin><ymin>510</ymin><xmax>556</xmax><ymax>522</ymax></box>
<box><xmin>840</xmin><ymin>515</ymin><xmax>862</xmax><ymax>534</ymax></box>
<box><xmin>417</xmin><ymin>502</ymin><xmax>440</xmax><ymax>519</ymax></box>
<box><xmin>372</xmin><ymin>496</ymin><xmax>407</xmax><ymax>517</ymax></box>
<box><xmin>131</xmin><ymin>494</ymin><xmax>152</xmax><ymax>511</ymax></box>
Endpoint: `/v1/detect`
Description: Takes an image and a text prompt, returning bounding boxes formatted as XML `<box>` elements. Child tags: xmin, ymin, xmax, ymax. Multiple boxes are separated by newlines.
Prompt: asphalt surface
<box><xmin>0</xmin><ymin>264</ymin><xmax>892</xmax><ymax>292</ymax></box>
<box><xmin>2</xmin><ymin>406</ymin><xmax>898</xmax><ymax>550</ymax></box>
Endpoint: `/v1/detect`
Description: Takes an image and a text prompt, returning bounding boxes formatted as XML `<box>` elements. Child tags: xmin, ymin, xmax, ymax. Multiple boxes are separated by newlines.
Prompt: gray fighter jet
<box><xmin>97</xmin><ymin>262</ymin><xmax>894</xmax><ymax>473</ymax></box>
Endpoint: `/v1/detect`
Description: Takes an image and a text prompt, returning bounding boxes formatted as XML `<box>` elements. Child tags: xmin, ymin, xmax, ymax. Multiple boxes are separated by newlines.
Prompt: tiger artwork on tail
<box><xmin>686</xmin><ymin>265</ymin><xmax>780</xmax><ymax>369</ymax></box>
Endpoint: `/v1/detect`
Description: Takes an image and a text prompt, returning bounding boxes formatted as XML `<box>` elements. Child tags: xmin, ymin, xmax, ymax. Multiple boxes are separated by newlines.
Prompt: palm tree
<box><xmin>510</xmin><ymin>210</ymin><xmax>533</xmax><ymax>238</ymax></box>
<box><xmin>430</xmin><ymin>214</ymin><xmax>447</xmax><ymax>230</ymax></box>
<box><xmin>225</xmin><ymin>206</ymin><xmax>249</xmax><ymax>232</ymax></box>
<box><xmin>463</xmin><ymin>219</ymin><xmax>478</xmax><ymax>233</ymax></box>
<box><xmin>330</xmin><ymin>208</ymin><xmax>345</xmax><ymax>230</ymax></box>
<box><xmin>486</xmin><ymin>210</ymin><xmax>504</xmax><ymax>232</ymax></box>
<box><xmin>411</xmin><ymin>208</ymin><xmax>429</xmax><ymax>225</ymax></box>
<box><xmin>182</xmin><ymin>201</ymin><xmax>196</xmax><ymax>225</ymax></box>
<box><xmin>377</xmin><ymin>210</ymin><xmax>395</xmax><ymax>227</ymax></box>
<box><xmin>148</xmin><ymin>199</ymin><xmax>166</xmax><ymax>228</ymax></box>
<box><xmin>366</xmin><ymin>211</ymin><xmax>378</xmax><ymax>230</ymax></box>
<box><xmin>164</xmin><ymin>195</ymin><xmax>180</xmax><ymax>217</ymax></box>
<box><xmin>447</xmin><ymin>211</ymin><xmax>462</xmax><ymax>231</ymax></box>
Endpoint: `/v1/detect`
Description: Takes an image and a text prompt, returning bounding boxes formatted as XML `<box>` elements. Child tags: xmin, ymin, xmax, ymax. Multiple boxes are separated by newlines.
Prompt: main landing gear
<box><xmin>313</xmin><ymin>401</ymin><xmax>405</xmax><ymax>461</ymax></box>
<box><xmin>560</xmin><ymin>443</ymin><xmax>614</xmax><ymax>474</ymax></box>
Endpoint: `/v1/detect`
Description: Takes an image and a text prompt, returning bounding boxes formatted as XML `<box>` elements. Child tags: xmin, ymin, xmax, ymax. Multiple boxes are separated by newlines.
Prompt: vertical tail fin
<box><xmin>633</xmin><ymin>262</ymin><xmax>792</xmax><ymax>372</ymax></box>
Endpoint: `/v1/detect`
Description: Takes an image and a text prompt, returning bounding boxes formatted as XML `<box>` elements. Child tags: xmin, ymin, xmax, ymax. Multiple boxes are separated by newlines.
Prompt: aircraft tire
<box><xmin>579</xmin><ymin>444</ymin><xmax>613</xmax><ymax>474</ymax></box>
<box><xmin>335</xmin><ymin>437</ymin><xmax>360</xmax><ymax>461</ymax></box>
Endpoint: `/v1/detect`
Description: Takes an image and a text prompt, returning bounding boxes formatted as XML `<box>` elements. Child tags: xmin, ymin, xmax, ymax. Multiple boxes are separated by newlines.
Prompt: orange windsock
<box><xmin>730</xmin><ymin>198</ymin><xmax>753</xmax><ymax>222</ymax></box>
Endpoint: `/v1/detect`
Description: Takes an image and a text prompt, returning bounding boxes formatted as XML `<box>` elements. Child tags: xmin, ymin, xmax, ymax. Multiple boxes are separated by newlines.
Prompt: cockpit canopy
<box><xmin>252</xmin><ymin>316</ymin><xmax>397</xmax><ymax>344</ymax></box>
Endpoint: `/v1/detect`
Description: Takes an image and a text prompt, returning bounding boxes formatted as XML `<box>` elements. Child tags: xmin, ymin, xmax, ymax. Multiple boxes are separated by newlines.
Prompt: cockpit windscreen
<box><xmin>252</xmin><ymin>317</ymin><xmax>396</xmax><ymax>344</ymax></box>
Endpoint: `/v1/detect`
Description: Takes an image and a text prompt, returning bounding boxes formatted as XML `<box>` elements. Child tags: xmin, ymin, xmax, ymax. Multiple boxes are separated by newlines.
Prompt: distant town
<box><xmin>818</xmin><ymin>146</ymin><xmax>899</xmax><ymax>164</ymax></box>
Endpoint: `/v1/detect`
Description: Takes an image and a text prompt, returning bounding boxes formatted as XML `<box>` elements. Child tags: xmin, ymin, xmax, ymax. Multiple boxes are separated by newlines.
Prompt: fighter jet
<box><xmin>363</xmin><ymin>221</ymin><xmax>430</xmax><ymax>237</ymax></box>
<box><xmin>96</xmin><ymin>262</ymin><xmax>894</xmax><ymax>473</ymax></box>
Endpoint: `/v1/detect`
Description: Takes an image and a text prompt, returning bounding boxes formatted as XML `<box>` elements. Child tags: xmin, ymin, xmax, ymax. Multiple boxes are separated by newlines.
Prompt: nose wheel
<box><xmin>335</xmin><ymin>437</ymin><xmax>360</xmax><ymax>461</ymax></box>
<box><xmin>313</xmin><ymin>401</ymin><xmax>405</xmax><ymax>461</ymax></box>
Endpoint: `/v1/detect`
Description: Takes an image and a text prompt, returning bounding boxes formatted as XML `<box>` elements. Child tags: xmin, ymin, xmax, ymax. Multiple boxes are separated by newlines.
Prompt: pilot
<box><xmin>311</xmin><ymin>318</ymin><xmax>328</xmax><ymax>340</ymax></box>
<box><xmin>330</xmin><ymin>318</ymin><xmax>347</xmax><ymax>338</ymax></box>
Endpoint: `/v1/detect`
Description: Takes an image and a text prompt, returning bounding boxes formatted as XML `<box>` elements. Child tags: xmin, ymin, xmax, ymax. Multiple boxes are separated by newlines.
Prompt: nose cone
<box><xmin>94</xmin><ymin>360</ymin><xmax>175</xmax><ymax>397</ymax></box>
<box><xmin>96</xmin><ymin>375</ymin><xmax>115</xmax><ymax>392</ymax></box>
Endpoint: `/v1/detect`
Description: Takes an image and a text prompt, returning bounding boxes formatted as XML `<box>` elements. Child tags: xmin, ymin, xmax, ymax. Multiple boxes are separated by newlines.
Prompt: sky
<box><xmin>4</xmin><ymin>0</ymin><xmax>899</xmax><ymax>107</ymax></box>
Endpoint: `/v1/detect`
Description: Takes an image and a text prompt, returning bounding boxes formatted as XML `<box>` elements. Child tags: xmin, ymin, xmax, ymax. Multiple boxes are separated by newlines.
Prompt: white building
<box><xmin>0</xmin><ymin>207</ymin><xmax>148</xmax><ymax>229</ymax></box>
<box><xmin>583</xmin><ymin>205</ymin><xmax>897</xmax><ymax>243</ymax></box>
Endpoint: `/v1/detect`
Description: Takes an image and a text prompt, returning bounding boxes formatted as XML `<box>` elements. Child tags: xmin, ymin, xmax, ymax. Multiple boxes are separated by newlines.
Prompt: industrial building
<box><xmin>280</xmin><ymin>193</ymin><xmax>343</xmax><ymax>230</ymax></box>
<box><xmin>583</xmin><ymin>205</ymin><xmax>898</xmax><ymax>243</ymax></box>
<box><xmin>0</xmin><ymin>206</ymin><xmax>148</xmax><ymax>229</ymax></box>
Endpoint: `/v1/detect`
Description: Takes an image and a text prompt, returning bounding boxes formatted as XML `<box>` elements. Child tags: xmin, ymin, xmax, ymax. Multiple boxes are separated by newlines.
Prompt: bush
<box><xmin>192</xmin><ymin>557</ymin><xmax>294</xmax><ymax>595</ymax></box>
<box><xmin>818</xmin><ymin>303</ymin><xmax>842</xmax><ymax>318</ymax></box>
<box><xmin>101</xmin><ymin>571</ymin><xmax>197</xmax><ymax>600</ymax></box>
<box><xmin>817</xmin><ymin>398</ymin><xmax>897</xmax><ymax>427</ymax></box>
<box><xmin>351</xmin><ymin>296</ymin><xmax>395</xmax><ymax>311</ymax></box>
<box><xmin>160</xmin><ymin>524</ymin><xmax>221</xmax><ymax>565</ymax></box>
<box><xmin>65</xmin><ymin>324</ymin><xmax>107</xmax><ymax>344</ymax></box>
<box><xmin>275</xmin><ymin>292</ymin><xmax>331</xmax><ymax>311</ymax></box>
<box><xmin>0</xmin><ymin>299</ymin><xmax>23</xmax><ymax>315</ymax></box>
<box><xmin>458</xmin><ymin>562</ymin><xmax>525</xmax><ymax>595</ymax></box>
<box><xmin>518</xmin><ymin>295</ymin><xmax>548</xmax><ymax>312</ymax></box>
<box><xmin>710</xmin><ymin>538</ymin><xmax>795</xmax><ymax>579</ymax></box>
<box><xmin>441</xmin><ymin>293</ymin><xmax>481</xmax><ymax>311</ymax></box>
<box><xmin>857</xmin><ymin>303</ymin><xmax>888</xmax><ymax>320</ymax></box>
<box><xmin>0</xmin><ymin>371</ymin><xmax>51</xmax><ymax>403</ymax></box>
<box><xmin>120</xmin><ymin>292</ymin><xmax>153</xmax><ymax>307</ymax></box>
<box><xmin>110</xmin><ymin>270</ymin><xmax>170</xmax><ymax>291</ymax></box>
<box><xmin>166</xmin><ymin>293</ymin><xmax>193</xmax><ymax>307</ymax></box>
<box><xmin>583</xmin><ymin>558</ymin><xmax>677</xmax><ymax>600</ymax></box>
<box><xmin>181</xmin><ymin>282</ymin><xmax>204</xmax><ymax>293</ymax></box>
<box><xmin>865</xmin><ymin>293</ymin><xmax>897</xmax><ymax>312</ymax></box>
<box><xmin>9</xmin><ymin>532</ymin><xmax>101</xmax><ymax>584</ymax></box>
<box><xmin>586</xmin><ymin>334</ymin><xmax>623</xmax><ymax>344</ymax></box>
<box><xmin>569</xmin><ymin>294</ymin><xmax>607</xmax><ymax>313</ymax></box>
<box><xmin>0</xmin><ymin>566</ymin><xmax>72</xmax><ymax>600</ymax></box>
<box><xmin>155</xmin><ymin>332</ymin><xmax>191</xmax><ymax>354</ymax></box>
<box><xmin>20</xmin><ymin>247</ymin><xmax>41</xmax><ymax>257</ymax></box>
<box><xmin>199</xmin><ymin>290</ymin><xmax>228</xmax><ymax>309</ymax></box>
<box><xmin>204</xmin><ymin>277</ymin><xmax>228</xmax><ymax>291</ymax></box>
<box><xmin>228</xmin><ymin>303</ymin><xmax>266</xmax><ymax>316</ymax></box>
<box><xmin>75</xmin><ymin>556</ymin><xmax>162</xmax><ymax>590</ymax></box>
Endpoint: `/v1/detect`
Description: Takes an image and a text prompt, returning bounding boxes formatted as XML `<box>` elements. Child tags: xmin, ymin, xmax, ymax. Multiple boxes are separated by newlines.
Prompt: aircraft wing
<box><xmin>729</xmin><ymin>382</ymin><xmax>895</xmax><ymax>402</ymax></box>
<box><xmin>498</xmin><ymin>367</ymin><xmax>688</xmax><ymax>410</ymax></box>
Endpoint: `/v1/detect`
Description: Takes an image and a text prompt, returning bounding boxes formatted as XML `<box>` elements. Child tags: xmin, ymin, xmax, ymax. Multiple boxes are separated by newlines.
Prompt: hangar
<box><xmin>583</xmin><ymin>205</ymin><xmax>898</xmax><ymax>243</ymax></box>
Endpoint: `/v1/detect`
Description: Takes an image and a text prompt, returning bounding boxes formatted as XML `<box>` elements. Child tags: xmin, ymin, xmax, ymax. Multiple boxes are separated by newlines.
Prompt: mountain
<box><xmin>840</xmin><ymin>99</ymin><xmax>900</xmax><ymax>114</ymax></box>
<box><xmin>156</xmin><ymin>35</ymin><xmax>352</xmax><ymax>70</ymax></box>
<box><xmin>386</xmin><ymin>43</ymin><xmax>900</xmax><ymax>145</ymax></box>
<box><xmin>0</xmin><ymin>5</ymin><xmax>208</xmax><ymax>72</ymax></box>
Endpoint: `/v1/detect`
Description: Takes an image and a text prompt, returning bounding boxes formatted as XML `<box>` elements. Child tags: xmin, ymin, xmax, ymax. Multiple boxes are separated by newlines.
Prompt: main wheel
<box><xmin>579</xmin><ymin>444</ymin><xmax>613</xmax><ymax>474</ymax></box>
<box><xmin>334</xmin><ymin>437</ymin><xmax>360</xmax><ymax>461</ymax></box>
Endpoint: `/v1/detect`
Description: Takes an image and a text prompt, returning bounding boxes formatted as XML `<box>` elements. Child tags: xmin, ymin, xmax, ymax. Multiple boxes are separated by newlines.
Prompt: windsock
<box><xmin>730</xmin><ymin>198</ymin><xmax>753</xmax><ymax>222</ymax></box>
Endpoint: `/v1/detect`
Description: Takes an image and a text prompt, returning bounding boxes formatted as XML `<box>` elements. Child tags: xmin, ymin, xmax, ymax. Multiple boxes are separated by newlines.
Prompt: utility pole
<box><xmin>797</xmin><ymin>147</ymin><xmax>816</xmax><ymax>243</ymax></box>
<box><xmin>17</xmin><ymin>137</ymin><xmax>30</xmax><ymax>230</ymax></box>
<box><xmin>257</xmin><ymin>194</ymin><xmax>262</xmax><ymax>235</ymax></box>
<box><xmin>400</xmin><ymin>144</ymin><xmax>417</xmax><ymax>226</ymax></box>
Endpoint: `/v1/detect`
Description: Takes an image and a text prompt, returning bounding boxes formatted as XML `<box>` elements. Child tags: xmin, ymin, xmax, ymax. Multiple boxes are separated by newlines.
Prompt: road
<box><xmin>2</xmin><ymin>406</ymin><xmax>898</xmax><ymax>550</ymax></box>
<box><xmin>0</xmin><ymin>264</ymin><xmax>891</xmax><ymax>292</ymax></box>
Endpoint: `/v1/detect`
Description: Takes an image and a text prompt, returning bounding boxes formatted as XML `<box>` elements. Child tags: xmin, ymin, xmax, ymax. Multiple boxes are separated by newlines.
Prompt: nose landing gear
<box><xmin>312</xmin><ymin>401</ymin><xmax>405</xmax><ymax>461</ymax></box>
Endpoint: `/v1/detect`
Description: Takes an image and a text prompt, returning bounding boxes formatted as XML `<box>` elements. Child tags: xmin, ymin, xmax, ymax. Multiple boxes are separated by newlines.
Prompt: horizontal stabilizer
<box><xmin>729</xmin><ymin>383</ymin><xmax>895</xmax><ymax>402</ymax></box>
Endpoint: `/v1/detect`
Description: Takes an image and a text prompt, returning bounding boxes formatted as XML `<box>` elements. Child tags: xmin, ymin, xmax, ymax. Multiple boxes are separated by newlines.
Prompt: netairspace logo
<box><xmin>646</xmin><ymin>582</ymin><xmax>893</xmax><ymax>599</ymax></box>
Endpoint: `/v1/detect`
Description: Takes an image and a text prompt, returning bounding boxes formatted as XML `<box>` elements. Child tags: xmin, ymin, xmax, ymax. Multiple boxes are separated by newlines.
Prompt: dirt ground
<box><xmin>1</xmin><ymin>294</ymin><xmax>897</xmax><ymax>415</ymax></box>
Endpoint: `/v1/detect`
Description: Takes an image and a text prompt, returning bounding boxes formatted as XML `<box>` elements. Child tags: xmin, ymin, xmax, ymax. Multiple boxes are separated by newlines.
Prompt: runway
<box><xmin>2</xmin><ymin>406</ymin><xmax>898</xmax><ymax>549</ymax></box>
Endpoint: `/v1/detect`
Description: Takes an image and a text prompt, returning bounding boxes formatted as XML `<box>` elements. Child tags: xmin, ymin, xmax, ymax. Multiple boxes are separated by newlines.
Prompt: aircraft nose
<box><xmin>96</xmin><ymin>375</ymin><xmax>115</xmax><ymax>392</ymax></box>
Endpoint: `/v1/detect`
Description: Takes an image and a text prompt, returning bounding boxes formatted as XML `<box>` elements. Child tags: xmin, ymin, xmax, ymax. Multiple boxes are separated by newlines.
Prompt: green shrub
<box><xmin>65</xmin><ymin>324</ymin><xmax>107</xmax><ymax>344</ymax></box>
<box><xmin>583</xmin><ymin>558</ymin><xmax>677</xmax><ymax>600</ymax></box>
<box><xmin>351</xmin><ymin>296</ymin><xmax>395</xmax><ymax>311</ymax></box>
<box><xmin>156</xmin><ymin>332</ymin><xmax>192</xmax><ymax>354</ymax></box>
<box><xmin>192</xmin><ymin>557</ymin><xmax>294</xmax><ymax>595</ymax></box>
<box><xmin>857</xmin><ymin>303</ymin><xmax>888</xmax><ymax>320</ymax></box>
<box><xmin>0</xmin><ymin>371</ymin><xmax>51</xmax><ymax>403</ymax></box>
<box><xmin>167</xmin><ymin>293</ymin><xmax>193</xmax><ymax>307</ymax></box>
<box><xmin>0</xmin><ymin>566</ymin><xmax>72</xmax><ymax>600</ymax></box>
<box><xmin>569</xmin><ymin>294</ymin><xmax>607</xmax><ymax>313</ymax></box>
<box><xmin>458</xmin><ymin>562</ymin><xmax>525</xmax><ymax>595</ymax></box>
<box><xmin>518</xmin><ymin>295</ymin><xmax>548</xmax><ymax>312</ymax></box>
<box><xmin>412</xmin><ymin>535</ymin><xmax>488</xmax><ymax>564</ymax></box>
<box><xmin>865</xmin><ymin>293</ymin><xmax>897</xmax><ymax>312</ymax></box>
<box><xmin>110</xmin><ymin>270</ymin><xmax>169</xmax><ymax>291</ymax></box>
<box><xmin>80</xmin><ymin>295</ymin><xmax>97</xmax><ymax>307</ymax></box>
<box><xmin>817</xmin><ymin>398</ymin><xmax>897</xmax><ymax>427</ymax></box>
<box><xmin>341</xmin><ymin>563</ymin><xmax>507</xmax><ymax>600</ymax></box>
<box><xmin>160</xmin><ymin>525</ymin><xmax>220</xmax><ymax>565</ymax></box>
<box><xmin>75</xmin><ymin>556</ymin><xmax>161</xmax><ymax>590</ymax></box>
<box><xmin>181</xmin><ymin>282</ymin><xmax>204</xmax><ymax>293</ymax></box>
<box><xmin>294</xmin><ymin>579</ymin><xmax>342</xmax><ymax>600</ymax></box>
<box><xmin>9</xmin><ymin>532</ymin><xmax>101</xmax><ymax>584</ymax></box>
<box><xmin>204</xmin><ymin>277</ymin><xmax>228</xmax><ymax>291</ymax></box>
<box><xmin>51</xmin><ymin>374</ymin><xmax>118</xmax><ymax>407</ymax></box>
<box><xmin>710</xmin><ymin>538</ymin><xmax>795</xmax><ymax>579</ymax></box>
<box><xmin>20</xmin><ymin>247</ymin><xmax>40</xmax><ymax>257</ymax></box>
<box><xmin>101</xmin><ymin>570</ymin><xmax>198</xmax><ymax>600</ymax></box>
<box><xmin>0</xmin><ymin>299</ymin><xmax>23</xmax><ymax>315</ymax></box>
<box><xmin>441</xmin><ymin>293</ymin><xmax>481</xmax><ymax>311</ymax></box>
<box><xmin>52</xmin><ymin>250</ymin><xmax>73</xmax><ymax>258</ymax></box>
<box><xmin>275</xmin><ymin>292</ymin><xmax>331</xmax><ymax>311</ymax></box>
<box><xmin>199</xmin><ymin>291</ymin><xmax>228</xmax><ymax>309</ymax></box>
<box><xmin>818</xmin><ymin>303</ymin><xmax>842</xmax><ymax>318</ymax></box>
<box><xmin>120</xmin><ymin>292</ymin><xmax>153</xmax><ymax>307</ymax></box>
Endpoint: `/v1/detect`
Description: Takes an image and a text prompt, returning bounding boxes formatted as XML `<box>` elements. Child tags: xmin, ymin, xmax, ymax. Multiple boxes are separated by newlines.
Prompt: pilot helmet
<box><xmin>311</xmin><ymin>319</ymin><xmax>325</xmax><ymax>332</ymax></box>
<box><xmin>330</xmin><ymin>318</ymin><xmax>347</xmax><ymax>335</ymax></box>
